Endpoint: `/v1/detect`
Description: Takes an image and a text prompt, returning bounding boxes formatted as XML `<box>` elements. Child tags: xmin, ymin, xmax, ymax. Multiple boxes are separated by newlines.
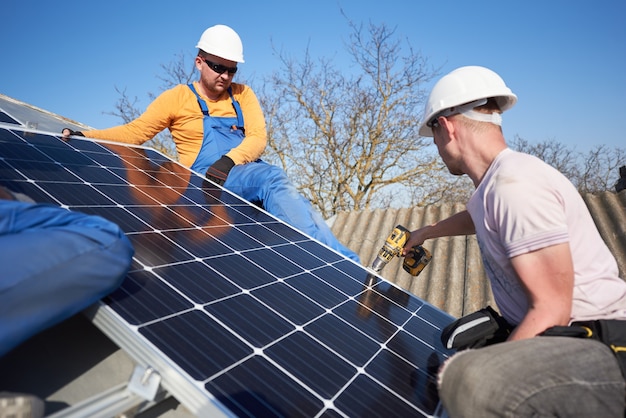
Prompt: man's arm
<box><xmin>68</xmin><ymin>88</ymin><xmax>182</xmax><ymax>145</ymax></box>
<box><xmin>403</xmin><ymin>210</ymin><xmax>475</xmax><ymax>254</ymax></box>
<box><xmin>508</xmin><ymin>242</ymin><xmax>574</xmax><ymax>340</ymax></box>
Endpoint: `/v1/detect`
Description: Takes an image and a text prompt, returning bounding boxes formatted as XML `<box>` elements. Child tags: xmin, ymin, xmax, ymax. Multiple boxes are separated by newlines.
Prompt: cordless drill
<box><xmin>371</xmin><ymin>224</ymin><xmax>432</xmax><ymax>276</ymax></box>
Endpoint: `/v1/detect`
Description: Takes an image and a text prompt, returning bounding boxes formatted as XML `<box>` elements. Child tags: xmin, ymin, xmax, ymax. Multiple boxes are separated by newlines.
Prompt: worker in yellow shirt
<box><xmin>63</xmin><ymin>24</ymin><xmax>359</xmax><ymax>263</ymax></box>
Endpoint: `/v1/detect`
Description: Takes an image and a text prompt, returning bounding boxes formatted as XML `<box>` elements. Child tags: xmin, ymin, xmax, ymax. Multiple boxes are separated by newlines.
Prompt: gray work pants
<box><xmin>438</xmin><ymin>336</ymin><xmax>625</xmax><ymax>417</ymax></box>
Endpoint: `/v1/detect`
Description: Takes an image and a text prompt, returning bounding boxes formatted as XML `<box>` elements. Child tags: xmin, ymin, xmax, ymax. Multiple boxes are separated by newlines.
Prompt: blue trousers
<box><xmin>224</xmin><ymin>161</ymin><xmax>360</xmax><ymax>263</ymax></box>
<box><xmin>0</xmin><ymin>200</ymin><xmax>134</xmax><ymax>356</ymax></box>
<box><xmin>438</xmin><ymin>336</ymin><xmax>625</xmax><ymax>417</ymax></box>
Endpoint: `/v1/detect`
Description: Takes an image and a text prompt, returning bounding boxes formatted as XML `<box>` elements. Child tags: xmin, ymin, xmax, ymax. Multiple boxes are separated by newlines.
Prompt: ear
<box><xmin>439</xmin><ymin>116</ymin><xmax>457</xmax><ymax>140</ymax></box>
<box><xmin>194</xmin><ymin>56</ymin><xmax>203</xmax><ymax>71</ymax></box>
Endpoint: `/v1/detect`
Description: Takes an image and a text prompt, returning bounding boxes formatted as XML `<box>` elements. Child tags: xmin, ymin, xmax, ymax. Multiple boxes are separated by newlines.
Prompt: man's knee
<box><xmin>263</xmin><ymin>164</ymin><xmax>292</xmax><ymax>185</ymax></box>
<box><xmin>438</xmin><ymin>347</ymin><xmax>515</xmax><ymax>417</ymax></box>
<box><xmin>438</xmin><ymin>349</ymin><xmax>492</xmax><ymax>396</ymax></box>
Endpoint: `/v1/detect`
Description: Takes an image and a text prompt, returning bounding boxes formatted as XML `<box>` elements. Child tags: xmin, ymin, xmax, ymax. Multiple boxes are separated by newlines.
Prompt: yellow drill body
<box><xmin>371</xmin><ymin>224</ymin><xmax>431</xmax><ymax>276</ymax></box>
<box><xmin>371</xmin><ymin>225</ymin><xmax>410</xmax><ymax>272</ymax></box>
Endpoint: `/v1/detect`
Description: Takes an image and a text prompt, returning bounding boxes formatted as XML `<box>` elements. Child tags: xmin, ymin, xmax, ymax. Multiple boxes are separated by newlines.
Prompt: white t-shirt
<box><xmin>467</xmin><ymin>148</ymin><xmax>626</xmax><ymax>325</ymax></box>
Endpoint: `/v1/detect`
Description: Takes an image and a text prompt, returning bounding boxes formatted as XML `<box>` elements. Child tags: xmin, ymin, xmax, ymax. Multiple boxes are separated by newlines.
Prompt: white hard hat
<box><xmin>195</xmin><ymin>24</ymin><xmax>244</xmax><ymax>63</ymax></box>
<box><xmin>419</xmin><ymin>66</ymin><xmax>517</xmax><ymax>137</ymax></box>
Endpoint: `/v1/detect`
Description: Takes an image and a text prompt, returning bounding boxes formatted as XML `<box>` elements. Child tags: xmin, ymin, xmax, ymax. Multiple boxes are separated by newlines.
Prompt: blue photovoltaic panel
<box><xmin>0</xmin><ymin>126</ymin><xmax>455</xmax><ymax>417</ymax></box>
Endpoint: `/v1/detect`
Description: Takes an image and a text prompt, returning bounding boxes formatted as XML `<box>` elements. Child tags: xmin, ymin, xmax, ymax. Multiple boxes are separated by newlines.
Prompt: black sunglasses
<box><xmin>202</xmin><ymin>58</ymin><xmax>238</xmax><ymax>75</ymax></box>
<box><xmin>427</xmin><ymin>116</ymin><xmax>440</xmax><ymax>128</ymax></box>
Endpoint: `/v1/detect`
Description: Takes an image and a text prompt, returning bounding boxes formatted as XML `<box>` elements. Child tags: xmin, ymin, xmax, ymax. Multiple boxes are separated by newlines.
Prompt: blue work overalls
<box><xmin>0</xmin><ymin>199</ymin><xmax>133</xmax><ymax>356</ymax></box>
<box><xmin>188</xmin><ymin>84</ymin><xmax>360</xmax><ymax>263</ymax></box>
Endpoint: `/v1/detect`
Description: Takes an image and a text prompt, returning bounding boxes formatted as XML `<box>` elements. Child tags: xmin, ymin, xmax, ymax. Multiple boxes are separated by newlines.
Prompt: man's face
<box><xmin>197</xmin><ymin>54</ymin><xmax>237</xmax><ymax>98</ymax></box>
<box><xmin>432</xmin><ymin>117</ymin><xmax>464</xmax><ymax>176</ymax></box>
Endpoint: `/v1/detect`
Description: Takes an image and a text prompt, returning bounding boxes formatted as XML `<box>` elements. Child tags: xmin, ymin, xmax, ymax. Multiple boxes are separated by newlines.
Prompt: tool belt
<box><xmin>440</xmin><ymin>306</ymin><xmax>514</xmax><ymax>351</ymax></box>
<box><xmin>541</xmin><ymin>319</ymin><xmax>626</xmax><ymax>380</ymax></box>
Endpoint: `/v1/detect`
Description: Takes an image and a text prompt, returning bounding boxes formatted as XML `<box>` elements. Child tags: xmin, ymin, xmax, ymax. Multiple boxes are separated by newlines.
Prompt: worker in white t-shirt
<box><xmin>404</xmin><ymin>65</ymin><xmax>626</xmax><ymax>417</ymax></box>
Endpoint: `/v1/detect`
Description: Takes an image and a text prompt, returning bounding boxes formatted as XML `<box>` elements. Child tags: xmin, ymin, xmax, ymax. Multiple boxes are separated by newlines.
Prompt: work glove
<box><xmin>440</xmin><ymin>305</ymin><xmax>513</xmax><ymax>350</ymax></box>
<box><xmin>205</xmin><ymin>155</ymin><xmax>235</xmax><ymax>186</ymax></box>
<box><xmin>61</xmin><ymin>128</ymin><xmax>84</xmax><ymax>137</ymax></box>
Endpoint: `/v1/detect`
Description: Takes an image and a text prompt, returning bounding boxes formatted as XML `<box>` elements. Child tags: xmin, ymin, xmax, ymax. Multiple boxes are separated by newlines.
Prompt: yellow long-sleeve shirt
<box><xmin>83</xmin><ymin>82</ymin><xmax>267</xmax><ymax>167</ymax></box>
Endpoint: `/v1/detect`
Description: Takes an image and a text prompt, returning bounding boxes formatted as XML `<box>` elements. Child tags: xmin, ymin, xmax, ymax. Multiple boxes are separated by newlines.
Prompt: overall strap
<box><xmin>227</xmin><ymin>86</ymin><xmax>245</xmax><ymax>130</ymax></box>
<box><xmin>187</xmin><ymin>84</ymin><xmax>245</xmax><ymax>130</ymax></box>
<box><xmin>188</xmin><ymin>83</ymin><xmax>209</xmax><ymax>116</ymax></box>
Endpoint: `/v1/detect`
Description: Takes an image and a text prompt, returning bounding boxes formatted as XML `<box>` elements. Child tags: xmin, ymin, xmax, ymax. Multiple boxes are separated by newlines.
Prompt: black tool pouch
<box><xmin>441</xmin><ymin>305</ymin><xmax>513</xmax><ymax>350</ymax></box>
<box><xmin>542</xmin><ymin>320</ymin><xmax>626</xmax><ymax>380</ymax></box>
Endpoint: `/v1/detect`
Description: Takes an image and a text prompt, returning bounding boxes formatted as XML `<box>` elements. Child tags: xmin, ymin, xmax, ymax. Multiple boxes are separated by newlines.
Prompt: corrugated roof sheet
<box><xmin>330</xmin><ymin>190</ymin><xmax>626</xmax><ymax>319</ymax></box>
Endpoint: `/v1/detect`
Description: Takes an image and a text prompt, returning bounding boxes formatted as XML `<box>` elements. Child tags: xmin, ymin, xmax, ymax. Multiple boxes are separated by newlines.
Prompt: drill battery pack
<box><xmin>403</xmin><ymin>246</ymin><xmax>432</xmax><ymax>276</ymax></box>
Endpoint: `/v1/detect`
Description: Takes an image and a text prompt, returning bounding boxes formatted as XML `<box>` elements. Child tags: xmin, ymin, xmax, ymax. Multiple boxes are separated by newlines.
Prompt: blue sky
<box><xmin>2</xmin><ymin>0</ymin><xmax>624</xmax><ymax>152</ymax></box>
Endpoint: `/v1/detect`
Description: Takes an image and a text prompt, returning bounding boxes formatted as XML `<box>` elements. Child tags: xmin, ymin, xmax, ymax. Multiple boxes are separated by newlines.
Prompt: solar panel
<box><xmin>0</xmin><ymin>125</ymin><xmax>455</xmax><ymax>417</ymax></box>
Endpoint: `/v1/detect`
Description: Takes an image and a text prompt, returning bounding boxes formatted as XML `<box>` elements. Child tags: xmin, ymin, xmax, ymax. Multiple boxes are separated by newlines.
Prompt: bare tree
<box><xmin>578</xmin><ymin>145</ymin><xmax>625</xmax><ymax>193</ymax></box>
<box><xmin>510</xmin><ymin>136</ymin><xmax>625</xmax><ymax>193</ymax></box>
<box><xmin>259</xmin><ymin>20</ymin><xmax>461</xmax><ymax>217</ymax></box>
<box><xmin>153</xmin><ymin>51</ymin><xmax>197</xmax><ymax>93</ymax></box>
<box><xmin>106</xmin><ymin>21</ymin><xmax>622</xmax><ymax>218</ymax></box>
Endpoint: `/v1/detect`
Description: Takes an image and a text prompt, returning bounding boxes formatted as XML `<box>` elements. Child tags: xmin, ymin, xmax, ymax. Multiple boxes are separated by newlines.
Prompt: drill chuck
<box><xmin>371</xmin><ymin>225</ymin><xmax>410</xmax><ymax>272</ymax></box>
<box><xmin>371</xmin><ymin>257</ymin><xmax>386</xmax><ymax>273</ymax></box>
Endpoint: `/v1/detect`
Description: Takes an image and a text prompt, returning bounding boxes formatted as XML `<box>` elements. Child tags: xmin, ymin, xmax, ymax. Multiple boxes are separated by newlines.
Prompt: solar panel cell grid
<box><xmin>0</xmin><ymin>126</ymin><xmax>455</xmax><ymax>417</ymax></box>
